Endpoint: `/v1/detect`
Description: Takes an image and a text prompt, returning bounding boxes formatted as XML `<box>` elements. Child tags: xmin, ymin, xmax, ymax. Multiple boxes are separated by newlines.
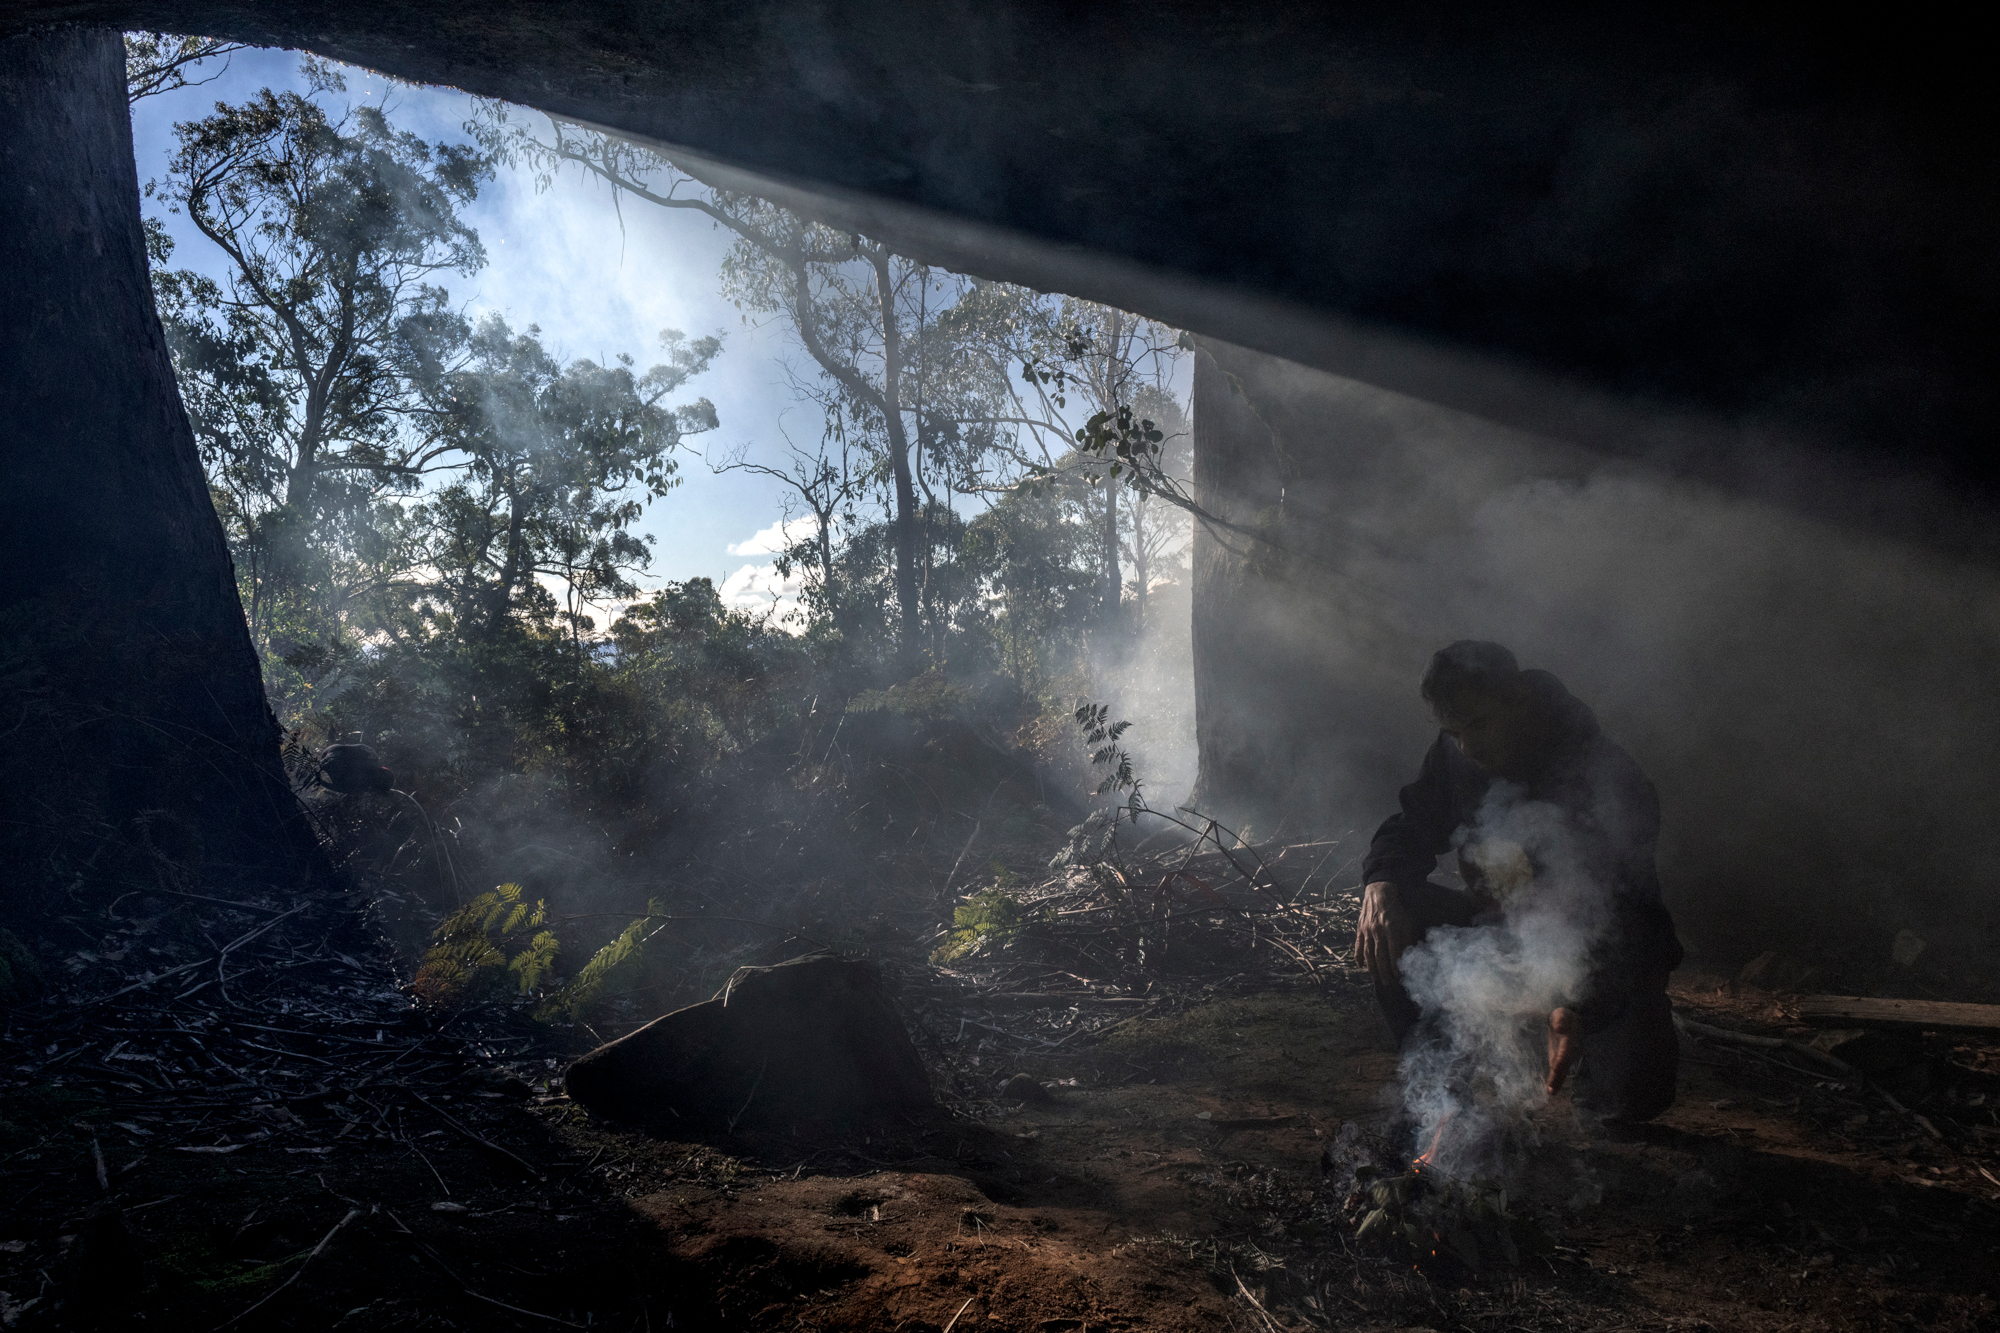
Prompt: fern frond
<box><xmin>509</xmin><ymin>930</ymin><xmax>560</xmax><ymax>993</ymax></box>
<box><xmin>532</xmin><ymin>909</ymin><xmax>652</xmax><ymax>1022</ymax></box>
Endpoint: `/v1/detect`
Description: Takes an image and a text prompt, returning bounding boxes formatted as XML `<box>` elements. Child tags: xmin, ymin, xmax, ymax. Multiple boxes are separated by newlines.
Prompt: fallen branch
<box><xmin>1870</xmin><ymin>1084</ymin><xmax>1944</xmax><ymax>1140</ymax></box>
<box><xmin>402</xmin><ymin>1089</ymin><xmax>545</xmax><ymax>1180</ymax></box>
<box><xmin>1232</xmin><ymin>1264</ymin><xmax>1291</xmax><ymax>1333</ymax></box>
<box><xmin>941</xmin><ymin>782</ymin><xmax>1008</xmax><ymax>899</ymax></box>
<box><xmin>92</xmin><ymin>905</ymin><xmax>310</xmax><ymax>1006</ymax></box>
<box><xmin>1674</xmin><ymin>1013</ymin><xmax>1857</xmax><ymax>1078</ymax></box>
<box><xmin>214</xmin><ymin>1205</ymin><xmax>362</xmax><ymax>1329</ymax></box>
<box><xmin>940</xmin><ymin>1295</ymin><xmax>977</xmax><ymax>1333</ymax></box>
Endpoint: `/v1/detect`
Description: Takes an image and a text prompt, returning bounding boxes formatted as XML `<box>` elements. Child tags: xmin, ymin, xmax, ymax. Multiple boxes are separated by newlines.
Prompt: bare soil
<box><xmin>7</xmin><ymin>965</ymin><xmax>1995</xmax><ymax>1331</ymax></box>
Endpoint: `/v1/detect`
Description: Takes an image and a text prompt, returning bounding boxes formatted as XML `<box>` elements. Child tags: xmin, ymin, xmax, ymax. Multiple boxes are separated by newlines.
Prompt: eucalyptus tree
<box><xmin>415</xmin><ymin>316</ymin><xmax>719</xmax><ymax>645</ymax></box>
<box><xmin>148</xmin><ymin>62</ymin><xmax>490</xmax><ymax>638</ymax></box>
<box><xmin>123</xmin><ymin>32</ymin><xmax>246</xmax><ymax>103</ymax></box>
<box><xmin>1116</xmin><ymin>384</ymin><xmax>1193</xmax><ymax>634</ymax></box>
<box><xmin>710</xmin><ymin>412</ymin><xmax>868</xmax><ymax>628</ymax></box>
<box><xmin>471</xmin><ymin>108</ymin><xmax>1018</xmax><ymax>672</ymax></box>
<box><xmin>945</xmin><ymin>283</ymin><xmax>1186</xmax><ymax>635</ymax></box>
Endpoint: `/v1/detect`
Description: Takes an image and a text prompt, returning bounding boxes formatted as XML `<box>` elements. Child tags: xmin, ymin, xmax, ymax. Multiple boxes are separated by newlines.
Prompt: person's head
<box><xmin>1420</xmin><ymin>640</ymin><xmax>1540</xmax><ymax>775</ymax></box>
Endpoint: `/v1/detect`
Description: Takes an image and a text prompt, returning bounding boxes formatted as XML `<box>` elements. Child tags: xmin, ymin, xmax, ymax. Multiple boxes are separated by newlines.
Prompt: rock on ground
<box><xmin>564</xmin><ymin>953</ymin><xmax>933</xmax><ymax>1131</ymax></box>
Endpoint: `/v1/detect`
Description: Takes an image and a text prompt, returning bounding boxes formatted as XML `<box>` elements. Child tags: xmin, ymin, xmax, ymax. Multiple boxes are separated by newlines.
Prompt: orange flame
<box><xmin>1412</xmin><ymin>1111</ymin><xmax>1455</xmax><ymax>1172</ymax></box>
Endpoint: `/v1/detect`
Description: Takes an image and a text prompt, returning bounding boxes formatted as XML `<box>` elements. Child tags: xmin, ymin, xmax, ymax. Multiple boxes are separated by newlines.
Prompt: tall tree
<box><xmin>471</xmin><ymin>110</ymin><xmax>1017</xmax><ymax>673</ymax></box>
<box><xmin>1116</xmin><ymin>385</ymin><xmax>1193</xmax><ymax>634</ymax></box>
<box><xmin>416</xmin><ymin>316</ymin><xmax>719</xmax><ymax>643</ymax></box>
<box><xmin>1</xmin><ymin>29</ymin><xmax>324</xmax><ymax>909</ymax></box>
<box><xmin>711</xmin><ymin>411</ymin><xmax>867</xmax><ymax>627</ymax></box>
<box><xmin>151</xmin><ymin>66</ymin><xmax>490</xmax><ymax>638</ymax></box>
<box><xmin>123</xmin><ymin>32</ymin><xmax>247</xmax><ymax>103</ymax></box>
<box><xmin>949</xmin><ymin>284</ymin><xmax>1185</xmax><ymax>637</ymax></box>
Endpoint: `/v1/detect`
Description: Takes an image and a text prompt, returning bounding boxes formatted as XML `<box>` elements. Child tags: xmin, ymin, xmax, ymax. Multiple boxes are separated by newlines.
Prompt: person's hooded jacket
<box><xmin>1361</xmin><ymin>669</ymin><xmax>1684</xmax><ymax>1032</ymax></box>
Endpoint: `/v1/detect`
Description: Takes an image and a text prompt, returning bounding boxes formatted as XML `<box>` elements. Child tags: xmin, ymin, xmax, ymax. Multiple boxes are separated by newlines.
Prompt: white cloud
<box><xmin>726</xmin><ymin>515</ymin><xmax>822</xmax><ymax>557</ymax></box>
<box><xmin>718</xmin><ymin>562</ymin><xmax>805</xmax><ymax>625</ymax></box>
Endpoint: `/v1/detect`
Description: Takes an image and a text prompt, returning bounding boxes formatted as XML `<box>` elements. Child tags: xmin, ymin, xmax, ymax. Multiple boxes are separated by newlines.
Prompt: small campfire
<box><xmin>1329</xmin><ymin>1122</ymin><xmax>1544</xmax><ymax>1277</ymax></box>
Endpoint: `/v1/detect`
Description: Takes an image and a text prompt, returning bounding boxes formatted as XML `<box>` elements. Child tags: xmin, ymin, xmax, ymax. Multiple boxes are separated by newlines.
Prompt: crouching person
<box><xmin>1353</xmin><ymin>641</ymin><xmax>1683</xmax><ymax>1125</ymax></box>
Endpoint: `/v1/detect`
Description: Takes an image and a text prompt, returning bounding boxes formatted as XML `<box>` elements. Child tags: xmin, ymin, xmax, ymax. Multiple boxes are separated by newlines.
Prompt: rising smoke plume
<box><xmin>1396</xmin><ymin>786</ymin><xmax>1617</xmax><ymax>1178</ymax></box>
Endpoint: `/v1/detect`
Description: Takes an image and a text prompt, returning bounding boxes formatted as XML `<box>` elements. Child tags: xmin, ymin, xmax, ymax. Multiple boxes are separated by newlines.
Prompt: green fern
<box><xmin>508</xmin><ymin>930</ymin><xmax>559</xmax><ymax>992</ymax></box>
<box><xmin>413</xmin><ymin>883</ymin><xmax>548</xmax><ymax>1006</ymax></box>
<box><xmin>931</xmin><ymin>889</ymin><xmax>1045</xmax><ymax>964</ymax></box>
<box><xmin>533</xmin><ymin>899</ymin><xmax>660</xmax><ymax>1022</ymax></box>
<box><xmin>415</xmin><ymin>884</ymin><xmax>665</xmax><ymax>1022</ymax></box>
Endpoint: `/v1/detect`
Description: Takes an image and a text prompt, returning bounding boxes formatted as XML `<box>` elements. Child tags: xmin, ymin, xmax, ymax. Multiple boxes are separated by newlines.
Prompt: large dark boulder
<box><xmin>564</xmin><ymin>954</ymin><xmax>933</xmax><ymax>1131</ymax></box>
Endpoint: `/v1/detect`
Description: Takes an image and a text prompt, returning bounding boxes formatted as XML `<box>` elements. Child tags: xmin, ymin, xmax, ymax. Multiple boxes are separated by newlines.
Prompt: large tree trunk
<box><xmin>0</xmin><ymin>29</ymin><xmax>326</xmax><ymax>913</ymax></box>
<box><xmin>1185</xmin><ymin>345</ymin><xmax>1292</xmax><ymax>835</ymax></box>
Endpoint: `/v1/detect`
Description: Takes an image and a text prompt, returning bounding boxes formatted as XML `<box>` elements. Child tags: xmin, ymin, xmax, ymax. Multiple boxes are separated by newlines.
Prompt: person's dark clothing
<box><xmin>1364</xmin><ymin>669</ymin><xmax>1683</xmax><ymax>1122</ymax></box>
<box><xmin>1372</xmin><ymin>882</ymin><xmax>1679</xmax><ymax>1123</ymax></box>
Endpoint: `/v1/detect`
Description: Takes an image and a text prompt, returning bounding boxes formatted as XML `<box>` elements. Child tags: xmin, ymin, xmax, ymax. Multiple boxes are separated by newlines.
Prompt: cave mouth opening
<box><xmin>5</xmin><ymin>19</ymin><xmax>2000</xmax><ymax>1333</ymax></box>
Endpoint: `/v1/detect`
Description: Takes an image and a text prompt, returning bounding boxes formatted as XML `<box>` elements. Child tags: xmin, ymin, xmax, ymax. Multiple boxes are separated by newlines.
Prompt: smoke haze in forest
<box><xmin>1195</xmin><ymin>341</ymin><xmax>2000</xmax><ymax>989</ymax></box>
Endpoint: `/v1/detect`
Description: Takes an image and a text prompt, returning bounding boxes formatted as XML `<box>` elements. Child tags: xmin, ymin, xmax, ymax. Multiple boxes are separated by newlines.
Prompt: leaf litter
<box><xmin>2</xmin><ymin>824</ymin><xmax>1998</xmax><ymax>1330</ymax></box>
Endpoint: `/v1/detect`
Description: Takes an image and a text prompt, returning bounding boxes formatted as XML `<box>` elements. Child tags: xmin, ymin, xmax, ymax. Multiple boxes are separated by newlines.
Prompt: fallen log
<box><xmin>1796</xmin><ymin>996</ymin><xmax>2000</xmax><ymax>1034</ymax></box>
<box><xmin>1673</xmin><ymin>1013</ymin><xmax>1857</xmax><ymax>1077</ymax></box>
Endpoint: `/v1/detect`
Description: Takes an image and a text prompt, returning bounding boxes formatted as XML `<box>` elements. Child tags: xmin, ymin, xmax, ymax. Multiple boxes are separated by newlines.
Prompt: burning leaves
<box><xmin>1324</xmin><ymin>1120</ymin><xmax>1546</xmax><ymax>1281</ymax></box>
<box><xmin>1346</xmin><ymin>1164</ymin><xmax>1536</xmax><ymax>1277</ymax></box>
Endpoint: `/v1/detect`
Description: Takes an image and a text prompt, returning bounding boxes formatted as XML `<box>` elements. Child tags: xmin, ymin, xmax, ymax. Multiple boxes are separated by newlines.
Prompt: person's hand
<box><xmin>1546</xmin><ymin>1006</ymin><xmax>1580</xmax><ymax>1094</ymax></box>
<box><xmin>1353</xmin><ymin>881</ymin><xmax>1411</xmax><ymax>984</ymax></box>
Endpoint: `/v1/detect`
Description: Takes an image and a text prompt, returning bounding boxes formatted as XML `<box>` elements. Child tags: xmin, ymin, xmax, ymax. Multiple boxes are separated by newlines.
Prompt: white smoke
<box><xmin>1394</xmin><ymin>783</ymin><xmax>1617</xmax><ymax>1178</ymax></box>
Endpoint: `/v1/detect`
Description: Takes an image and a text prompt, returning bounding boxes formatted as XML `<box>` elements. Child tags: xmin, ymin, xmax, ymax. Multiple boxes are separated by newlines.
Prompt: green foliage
<box><xmin>124</xmin><ymin>32</ymin><xmax>246</xmax><ymax>103</ymax></box>
<box><xmin>532</xmin><ymin>904</ymin><xmax>658</xmax><ymax>1023</ymax></box>
<box><xmin>147</xmin><ymin>73</ymin><xmax>493</xmax><ymax>717</ymax></box>
<box><xmin>846</xmin><ymin>672</ymin><xmax>967</xmax><ymax>723</ymax></box>
<box><xmin>416</xmin><ymin>315</ymin><xmax>719</xmax><ymax>644</ymax></box>
<box><xmin>411</xmin><ymin>883</ymin><xmax>547</xmax><ymax>1006</ymax></box>
<box><xmin>1075</xmin><ymin>700</ymin><xmax>1141</xmax><ymax>803</ymax></box>
<box><xmin>1074</xmin><ymin>404</ymin><xmax>1165</xmax><ymax>481</ymax></box>
<box><xmin>138</xmin><ymin>81</ymin><xmax>1207</xmax><ymax>1019</ymax></box>
<box><xmin>931</xmin><ymin>888</ymin><xmax>1041</xmax><ymax>964</ymax></box>
<box><xmin>1045</xmin><ymin>702</ymin><xmax>1152</xmax><ymax>872</ymax></box>
<box><xmin>412</xmin><ymin>883</ymin><xmax>662</xmax><ymax>1023</ymax></box>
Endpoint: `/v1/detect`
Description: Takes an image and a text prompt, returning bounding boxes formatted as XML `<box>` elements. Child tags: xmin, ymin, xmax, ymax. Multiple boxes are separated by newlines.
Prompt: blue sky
<box><xmin>131</xmin><ymin>46</ymin><xmax>817</xmax><ymax>617</ymax></box>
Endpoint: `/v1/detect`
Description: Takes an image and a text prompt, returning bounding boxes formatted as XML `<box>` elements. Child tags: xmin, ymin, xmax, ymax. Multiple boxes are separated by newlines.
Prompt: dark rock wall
<box><xmin>1189</xmin><ymin>338</ymin><xmax>2000</xmax><ymax>985</ymax></box>
<box><xmin>0</xmin><ymin>29</ymin><xmax>323</xmax><ymax>901</ymax></box>
<box><xmin>1</xmin><ymin>4</ymin><xmax>1992</xmax><ymax>483</ymax></box>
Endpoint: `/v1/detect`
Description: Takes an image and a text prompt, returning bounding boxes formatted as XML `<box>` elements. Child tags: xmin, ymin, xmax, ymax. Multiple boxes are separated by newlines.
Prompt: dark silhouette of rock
<box><xmin>564</xmin><ymin>954</ymin><xmax>933</xmax><ymax>1131</ymax></box>
<box><xmin>62</xmin><ymin>1200</ymin><xmax>144</xmax><ymax>1321</ymax></box>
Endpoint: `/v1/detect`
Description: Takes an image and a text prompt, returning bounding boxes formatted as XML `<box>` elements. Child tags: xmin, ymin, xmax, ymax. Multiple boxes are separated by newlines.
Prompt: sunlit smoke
<box><xmin>1394</xmin><ymin>784</ymin><xmax>1614</xmax><ymax>1177</ymax></box>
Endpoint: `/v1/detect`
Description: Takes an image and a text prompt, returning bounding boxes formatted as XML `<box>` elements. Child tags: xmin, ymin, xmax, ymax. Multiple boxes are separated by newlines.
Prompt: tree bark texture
<box><xmin>1185</xmin><ymin>346</ymin><xmax>1300</xmax><ymax>834</ymax></box>
<box><xmin>0</xmin><ymin>29</ymin><xmax>325</xmax><ymax>906</ymax></box>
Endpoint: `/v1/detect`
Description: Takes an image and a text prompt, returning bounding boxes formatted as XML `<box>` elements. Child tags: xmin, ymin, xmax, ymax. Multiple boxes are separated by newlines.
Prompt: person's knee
<box><xmin>1589</xmin><ymin>1062</ymin><xmax>1677</xmax><ymax>1123</ymax></box>
<box><xmin>1572</xmin><ymin>996</ymin><xmax>1678</xmax><ymax>1123</ymax></box>
<box><xmin>1398</xmin><ymin>881</ymin><xmax>1482</xmax><ymax>931</ymax></box>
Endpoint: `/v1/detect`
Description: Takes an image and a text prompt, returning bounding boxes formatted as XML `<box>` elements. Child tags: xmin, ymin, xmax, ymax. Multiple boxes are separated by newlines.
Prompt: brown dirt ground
<box><xmin>4</xmin><ymin>971</ymin><xmax>1997</xmax><ymax>1331</ymax></box>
